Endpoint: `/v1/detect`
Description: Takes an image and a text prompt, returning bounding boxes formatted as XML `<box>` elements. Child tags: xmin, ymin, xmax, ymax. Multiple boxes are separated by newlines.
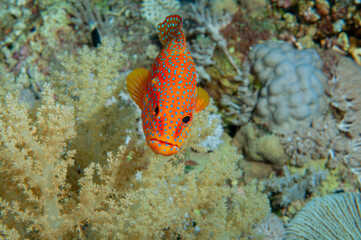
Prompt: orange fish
<box><xmin>126</xmin><ymin>14</ymin><xmax>210</xmax><ymax>156</ymax></box>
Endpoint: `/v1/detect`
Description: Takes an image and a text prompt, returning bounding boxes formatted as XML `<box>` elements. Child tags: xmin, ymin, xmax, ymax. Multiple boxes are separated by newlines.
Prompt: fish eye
<box><xmin>182</xmin><ymin>116</ymin><xmax>190</xmax><ymax>124</ymax></box>
<box><xmin>154</xmin><ymin>105</ymin><xmax>159</xmax><ymax>116</ymax></box>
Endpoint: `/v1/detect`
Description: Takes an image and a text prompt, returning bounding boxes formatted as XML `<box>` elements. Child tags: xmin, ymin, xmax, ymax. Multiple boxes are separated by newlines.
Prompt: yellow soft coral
<box><xmin>0</xmin><ymin>83</ymin><xmax>76</xmax><ymax>239</ymax></box>
<box><xmin>48</xmin><ymin>38</ymin><xmax>138</xmax><ymax>178</ymax></box>
<box><xmin>0</xmin><ymin>41</ymin><xmax>270</xmax><ymax>239</ymax></box>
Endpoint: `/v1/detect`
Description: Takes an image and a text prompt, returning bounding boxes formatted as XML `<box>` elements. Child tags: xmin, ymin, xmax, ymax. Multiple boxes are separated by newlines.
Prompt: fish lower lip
<box><xmin>150</xmin><ymin>139</ymin><xmax>177</xmax><ymax>147</ymax></box>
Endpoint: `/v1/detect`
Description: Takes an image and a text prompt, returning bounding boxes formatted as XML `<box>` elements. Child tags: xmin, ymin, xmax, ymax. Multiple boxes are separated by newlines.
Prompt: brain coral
<box><xmin>249</xmin><ymin>41</ymin><xmax>328</xmax><ymax>134</ymax></box>
<box><xmin>285</xmin><ymin>193</ymin><xmax>361</xmax><ymax>240</ymax></box>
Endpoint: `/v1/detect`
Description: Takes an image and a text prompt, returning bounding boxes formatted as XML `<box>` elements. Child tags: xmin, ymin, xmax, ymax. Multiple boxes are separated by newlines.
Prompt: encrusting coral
<box><xmin>0</xmin><ymin>39</ymin><xmax>270</xmax><ymax>239</ymax></box>
<box><xmin>234</xmin><ymin>123</ymin><xmax>288</xmax><ymax>167</ymax></box>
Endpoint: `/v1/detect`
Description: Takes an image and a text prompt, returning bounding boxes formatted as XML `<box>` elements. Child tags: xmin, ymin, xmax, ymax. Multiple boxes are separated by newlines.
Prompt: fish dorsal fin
<box><xmin>158</xmin><ymin>15</ymin><xmax>186</xmax><ymax>51</ymax></box>
<box><xmin>126</xmin><ymin>68</ymin><xmax>150</xmax><ymax>109</ymax></box>
<box><xmin>195</xmin><ymin>87</ymin><xmax>210</xmax><ymax>113</ymax></box>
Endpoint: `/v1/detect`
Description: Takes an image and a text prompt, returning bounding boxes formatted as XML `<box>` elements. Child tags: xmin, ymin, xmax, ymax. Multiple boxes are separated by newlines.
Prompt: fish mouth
<box><xmin>150</xmin><ymin>138</ymin><xmax>178</xmax><ymax>148</ymax></box>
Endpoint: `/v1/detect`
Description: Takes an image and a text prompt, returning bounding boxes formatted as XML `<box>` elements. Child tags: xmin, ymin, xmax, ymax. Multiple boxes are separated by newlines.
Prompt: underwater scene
<box><xmin>1</xmin><ymin>0</ymin><xmax>361</xmax><ymax>239</ymax></box>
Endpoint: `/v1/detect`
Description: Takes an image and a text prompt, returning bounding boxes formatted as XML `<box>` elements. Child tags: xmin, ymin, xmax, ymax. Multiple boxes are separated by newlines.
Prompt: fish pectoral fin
<box><xmin>195</xmin><ymin>87</ymin><xmax>210</xmax><ymax>113</ymax></box>
<box><xmin>126</xmin><ymin>68</ymin><xmax>150</xmax><ymax>109</ymax></box>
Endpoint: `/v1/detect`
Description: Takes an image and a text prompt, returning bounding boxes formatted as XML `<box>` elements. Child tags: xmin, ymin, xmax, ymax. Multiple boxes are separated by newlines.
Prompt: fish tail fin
<box><xmin>158</xmin><ymin>15</ymin><xmax>186</xmax><ymax>50</ymax></box>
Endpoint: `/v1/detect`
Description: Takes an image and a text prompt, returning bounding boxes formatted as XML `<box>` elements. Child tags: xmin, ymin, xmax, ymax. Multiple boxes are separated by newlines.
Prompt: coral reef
<box><xmin>212</xmin><ymin>4</ymin><xmax>276</xmax><ymax>127</ymax></box>
<box><xmin>249</xmin><ymin>41</ymin><xmax>328</xmax><ymax>134</ymax></box>
<box><xmin>68</xmin><ymin>0</ymin><xmax>138</xmax><ymax>38</ymax></box>
<box><xmin>219</xmin><ymin>88</ymin><xmax>258</xmax><ymax>126</ymax></box>
<box><xmin>3</xmin><ymin>0</ymin><xmax>361</xmax><ymax>239</ymax></box>
<box><xmin>0</xmin><ymin>40</ymin><xmax>270</xmax><ymax>239</ymax></box>
<box><xmin>68</xmin><ymin>0</ymin><xmax>149</xmax><ymax>70</ymax></box>
<box><xmin>279</xmin><ymin>112</ymin><xmax>361</xmax><ymax>190</ymax></box>
<box><xmin>285</xmin><ymin>193</ymin><xmax>361</xmax><ymax>240</ymax></box>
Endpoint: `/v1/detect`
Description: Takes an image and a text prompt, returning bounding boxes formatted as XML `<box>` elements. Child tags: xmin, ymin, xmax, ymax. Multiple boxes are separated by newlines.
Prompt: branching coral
<box><xmin>47</xmin><ymin>38</ymin><xmax>139</xmax><ymax>175</ymax></box>
<box><xmin>50</xmin><ymin>37</ymin><xmax>127</xmax><ymax>122</ymax></box>
<box><xmin>264</xmin><ymin>165</ymin><xmax>328</xmax><ymax>208</ymax></box>
<box><xmin>188</xmin><ymin>0</ymin><xmax>242</xmax><ymax>79</ymax></box>
<box><xmin>189</xmin><ymin>35</ymin><xmax>215</xmax><ymax>82</ymax></box>
<box><xmin>0</xmin><ymin>90</ymin><xmax>269</xmax><ymax>238</ymax></box>
<box><xmin>69</xmin><ymin>0</ymin><xmax>137</xmax><ymax>39</ymax></box>
<box><xmin>0</xmin><ymin>84</ymin><xmax>76</xmax><ymax>239</ymax></box>
<box><xmin>89</xmin><ymin>149</ymin><xmax>269</xmax><ymax>239</ymax></box>
<box><xmin>70</xmin><ymin>0</ymin><xmax>114</xmax><ymax>37</ymax></box>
